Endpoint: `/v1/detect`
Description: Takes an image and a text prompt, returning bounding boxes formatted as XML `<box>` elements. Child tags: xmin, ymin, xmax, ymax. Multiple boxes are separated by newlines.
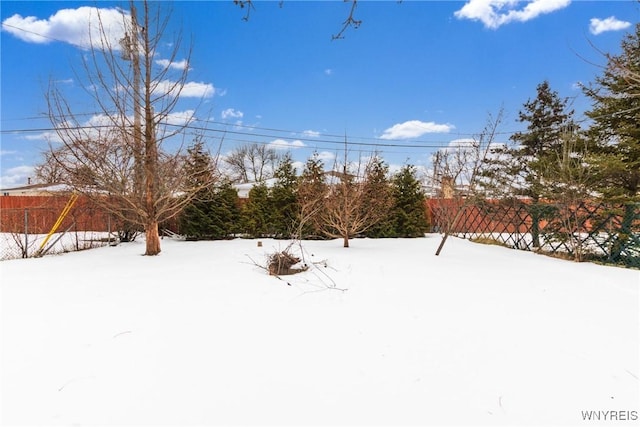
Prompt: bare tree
<box><xmin>296</xmin><ymin>152</ymin><xmax>329</xmax><ymax>239</ymax></box>
<box><xmin>34</xmin><ymin>150</ymin><xmax>67</xmax><ymax>184</ymax></box>
<box><xmin>433</xmin><ymin>108</ymin><xmax>505</xmax><ymax>255</ymax></box>
<box><xmin>223</xmin><ymin>143</ymin><xmax>279</xmax><ymax>183</ymax></box>
<box><xmin>321</xmin><ymin>152</ymin><xmax>392</xmax><ymax>248</ymax></box>
<box><xmin>45</xmin><ymin>1</ymin><xmax>211</xmax><ymax>255</ymax></box>
<box><xmin>540</xmin><ymin>131</ymin><xmax>595</xmax><ymax>261</ymax></box>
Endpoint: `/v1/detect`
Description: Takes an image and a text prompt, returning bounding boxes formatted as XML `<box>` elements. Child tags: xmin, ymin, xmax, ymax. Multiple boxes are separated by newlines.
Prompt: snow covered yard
<box><xmin>1</xmin><ymin>235</ymin><xmax>638</xmax><ymax>426</ymax></box>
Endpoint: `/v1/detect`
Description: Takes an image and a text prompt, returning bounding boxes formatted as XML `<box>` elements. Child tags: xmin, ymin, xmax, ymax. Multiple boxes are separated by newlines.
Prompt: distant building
<box><xmin>1</xmin><ymin>182</ymin><xmax>71</xmax><ymax>197</ymax></box>
<box><xmin>232</xmin><ymin>178</ymin><xmax>278</xmax><ymax>199</ymax></box>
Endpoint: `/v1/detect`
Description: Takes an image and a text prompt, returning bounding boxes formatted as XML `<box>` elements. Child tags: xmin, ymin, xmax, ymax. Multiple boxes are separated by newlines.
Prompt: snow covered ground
<box><xmin>0</xmin><ymin>231</ymin><xmax>113</xmax><ymax>261</ymax></box>
<box><xmin>1</xmin><ymin>235</ymin><xmax>638</xmax><ymax>426</ymax></box>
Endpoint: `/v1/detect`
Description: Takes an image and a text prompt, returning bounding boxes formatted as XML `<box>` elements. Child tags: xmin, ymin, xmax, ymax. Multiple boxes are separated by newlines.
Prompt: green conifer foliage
<box><xmin>584</xmin><ymin>23</ymin><xmax>640</xmax><ymax>202</ymax></box>
<box><xmin>179</xmin><ymin>140</ymin><xmax>217</xmax><ymax>240</ymax></box>
<box><xmin>491</xmin><ymin>80</ymin><xmax>576</xmax><ymax>247</ymax></box>
<box><xmin>363</xmin><ymin>157</ymin><xmax>395</xmax><ymax>238</ymax></box>
<box><xmin>180</xmin><ymin>141</ymin><xmax>240</xmax><ymax>240</ymax></box>
<box><xmin>241</xmin><ymin>182</ymin><xmax>272</xmax><ymax>238</ymax></box>
<box><xmin>297</xmin><ymin>152</ymin><xmax>328</xmax><ymax>238</ymax></box>
<box><xmin>583</xmin><ymin>23</ymin><xmax>640</xmax><ymax>261</ymax></box>
<box><xmin>390</xmin><ymin>165</ymin><xmax>429</xmax><ymax>237</ymax></box>
<box><xmin>270</xmin><ymin>153</ymin><xmax>299</xmax><ymax>238</ymax></box>
<box><xmin>208</xmin><ymin>180</ymin><xmax>241</xmax><ymax>239</ymax></box>
<box><xmin>509</xmin><ymin>80</ymin><xmax>576</xmax><ymax>201</ymax></box>
<box><xmin>362</xmin><ymin>155</ymin><xmax>392</xmax><ymax>217</ymax></box>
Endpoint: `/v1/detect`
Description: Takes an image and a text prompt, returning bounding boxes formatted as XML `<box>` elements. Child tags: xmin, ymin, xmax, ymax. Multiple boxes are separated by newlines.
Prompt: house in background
<box><xmin>1</xmin><ymin>182</ymin><xmax>72</xmax><ymax>196</ymax></box>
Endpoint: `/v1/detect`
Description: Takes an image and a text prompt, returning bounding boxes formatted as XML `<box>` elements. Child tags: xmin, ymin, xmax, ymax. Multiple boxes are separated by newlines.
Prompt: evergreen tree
<box><xmin>179</xmin><ymin>140</ymin><xmax>217</xmax><ymax>240</ymax></box>
<box><xmin>362</xmin><ymin>155</ymin><xmax>392</xmax><ymax>221</ymax></box>
<box><xmin>270</xmin><ymin>153</ymin><xmax>299</xmax><ymax>238</ymax></box>
<box><xmin>491</xmin><ymin>80</ymin><xmax>576</xmax><ymax>247</ymax></box>
<box><xmin>390</xmin><ymin>165</ymin><xmax>429</xmax><ymax>237</ymax></box>
<box><xmin>583</xmin><ymin>23</ymin><xmax>640</xmax><ymax>261</ymax></box>
<box><xmin>364</xmin><ymin>157</ymin><xmax>395</xmax><ymax>238</ymax></box>
<box><xmin>208</xmin><ymin>180</ymin><xmax>241</xmax><ymax>239</ymax></box>
<box><xmin>297</xmin><ymin>152</ymin><xmax>328</xmax><ymax>238</ymax></box>
<box><xmin>241</xmin><ymin>182</ymin><xmax>272</xmax><ymax>238</ymax></box>
<box><xmin>583</xmin><ymin>23</ymin><xmax>640</xmax><ymax>202</ymax></box>
<box><xmin>538</xmin><ymin>132</ymin><xmax>594</xmax><ymax>261</ymax></box>
<box><xmin>510</xmin><ymin>80</ymin><xmax>576</xmax><ymax>200</ymax></box>
<box><xmin>180</xmin><ymin>202</ymin><xmax>212</xmax><ymax>239</ymax></box>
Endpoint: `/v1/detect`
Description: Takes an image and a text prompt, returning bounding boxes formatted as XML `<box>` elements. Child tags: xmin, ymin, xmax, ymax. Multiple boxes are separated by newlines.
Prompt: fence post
<box><xmin>23</xmin><ymin>208</ymin><xmax>28</xmax><ymax>258</ymax></box>
<box><xmin>531</xmin><ymin>204</ymin><xmax>541</xmax><ymax>248</ymax></box>
<box><xmin>610</xmin><ymin>203</ymin><xmax>636</xmax><ymax>263</ymax></box>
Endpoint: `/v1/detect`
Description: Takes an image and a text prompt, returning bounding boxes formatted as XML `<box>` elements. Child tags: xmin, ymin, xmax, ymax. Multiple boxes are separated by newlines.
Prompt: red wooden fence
<box><xmin>1</xmin><ymin>195</ymin><xmax>112</xmax><ymax>234</ymax></box>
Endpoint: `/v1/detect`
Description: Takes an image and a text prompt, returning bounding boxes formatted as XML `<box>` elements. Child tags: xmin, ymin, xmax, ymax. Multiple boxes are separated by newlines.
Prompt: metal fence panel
<box><xmin>429</xmin><ymin>199</ymin><xmax>640</xmax><ymax>268</ymax></box>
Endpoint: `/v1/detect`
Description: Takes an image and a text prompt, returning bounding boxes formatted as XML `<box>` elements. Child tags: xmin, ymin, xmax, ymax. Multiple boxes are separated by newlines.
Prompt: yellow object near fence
<box><xmin>35</xmin><ymin>193</ymin><xmax>79</xmax><ymax>256</ymax></box>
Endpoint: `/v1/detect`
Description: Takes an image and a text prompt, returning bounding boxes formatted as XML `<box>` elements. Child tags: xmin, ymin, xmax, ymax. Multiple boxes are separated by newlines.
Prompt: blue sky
<box><xmin>1</xmin><ymin>0</ymin><xmax>638</xmax><ymax>187</ymax></box>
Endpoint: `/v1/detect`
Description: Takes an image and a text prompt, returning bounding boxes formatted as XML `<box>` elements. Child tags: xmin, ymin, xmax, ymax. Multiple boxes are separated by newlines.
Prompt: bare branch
<box><xmin>233</xmin><ymin>0</ymin><xmax>255</xmax><ymax>22</ymax></box>
<box><xmin>332</xmin><ymin>0</ymin><xmax>362</xmax><ymax>40</ymax></box>
<box><xmin>42</xmin><ymin>0</ymin><xmax>204</xmax><ymax>255</ymax></box>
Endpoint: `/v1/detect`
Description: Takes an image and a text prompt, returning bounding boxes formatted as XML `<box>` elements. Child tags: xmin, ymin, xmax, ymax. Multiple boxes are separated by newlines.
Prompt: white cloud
<box><xmin>441</xmin><ymin>138</ymin><xmax>476</xmax><ymax>152</ymax></box>
<box><xmin>454</xmin><ymin>0</ymin><xmax>571</xmax><ymax>29</ymax></box>
<box><xmin>316</xmin><ymin>151</ymin><xmax>336</xmax><ymax>162</ymax></box>
<box><xmin>155</xmin><ymin>58</ymin><xmax>191</xmax><ymax>71</ymax></box>
<box><xmin>380</xmin><ymin>120</ymin><xmax>454</xmax><ymax>140</ymax></box>
<box><xmin>432</xmin><ymin>138</ymin><xmax>508</xmax><ymax>170</ymax></box>
<box><xmin>221</xmin><ymin>108</ymin><xmax>244</xmax><ymax>120</ymax></box>
<box><xmin>0</xmin><ymin>165</ymin><xmax>34</xmax><ymax>188</ymax></box>
<box><xmin>291</xmin><ymin>161</ymin><xmax>305</xmax><ymax>174</ymax></box>
<box><xmin>267</xmin><ymin>139</ymin><xmax>305</xmax><ymax>151</ymax></box>
<box><xmin>21</xmin><ymin>110</ymin><xmax>192</xmax><ymax>146</ymax></box>
<box><xmin>441</xmin><ymin>138</ymin><xmax>504</xmax><ymax>153</ymax></box>
<box><xmin>24</xmin><ymin>131</ymin><xmax>62</xmax><ymax>143</ymax></box>
<box><xmin>155</xmin><ymin>80</ymin><xmax>216</xmax><ymax>98</ymax></box>
<box><xmin>324</xmin><ymin>69</ymin><xmax>333</xmax><ymax>76</ymax></box>
<box><xmin>164</xmin><ymin>110</ymin><xmax>195</xmax><ymax>126</ymax></box>
<box><xmin>86</xmin><ymin>113</ymin><xmax>115</xmax><ymax>127</ymax></box>
<box><xmin>181</xmin><ymin>81</ymin><xmax>216</xmax><ymax>98</ymax></box>
<box><xmin>302</xmin><ymin>130</ymin><xmax>320</xmax><ymax>138</ymax></box>
<box><xmin>45</xmin><ymin>115</ymin><xmax>115</xmax><ymax>143</ymax></box>
<box><xmin>387</xmin><ymin>163</ymin><xmax>405</xmax><ymax>176</ymax></box>
<box><xmin>589</xmin><ymin>16</ymin><xmax>631</xmax><ymax>35</ymax></box>
<box><xmin>2</xmin><ymin>6</ymin><xmax>129</xmax><ymax>50</ymax></box>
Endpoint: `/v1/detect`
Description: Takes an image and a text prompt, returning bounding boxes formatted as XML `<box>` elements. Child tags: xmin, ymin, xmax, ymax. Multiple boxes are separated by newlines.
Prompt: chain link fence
<box><xmin>429</xmin><ymin>199</ymin><xmax>640</xmax><ymax>268</ymax></box>
<box><xmin>1</xmin><ymin>205</ymin><xmax>118</xmax><ymax>261</ymax></box>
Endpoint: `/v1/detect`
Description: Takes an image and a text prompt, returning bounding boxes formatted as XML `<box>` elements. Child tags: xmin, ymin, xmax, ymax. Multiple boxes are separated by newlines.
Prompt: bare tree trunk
<box><xmin>530</xmin><ymin>198</ymin><xmax>541</xmax><ymax>248</ymax></box>
<box><xmin>131</xmin><ymin>4</ymin><xmax>144</xmax><ymax>201</ymax></box>
<box><xmin>142</xmin><ymin>0</ymin><xmax>160</xmax><ymax>256</ymax></box>
<box><xmin>432</xmin><ymin>109</ymin><xmax>505</xmax><ymax>256</ymax></box>
<box><xmin>435</xmin><ymin>205</ymin><xmax>465</xmax><ymax>256</ymax></box>
<box><xmin>343</xmin><ymin>234</ymin><xmax>349</xmax><ymax>248</ymax></box>
<box><xmin>145</xmin><ymin>219</ymin><xmax>161</xmax><ymax>255</ymax></box>
<box><xmin>42</xmin><ymin>1</ymin><xmax>207</xmax><ymax>257</ymax></box>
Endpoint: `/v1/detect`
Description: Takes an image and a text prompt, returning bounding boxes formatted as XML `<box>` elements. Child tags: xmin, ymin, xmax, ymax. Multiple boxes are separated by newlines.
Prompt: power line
<box><xmin>0</xmin><ymin>126</ymin><xmax>458</xmax><ymax>163</ymax></box>
<box><xmin>3</xmin><ymin>105</ymin><xmax>618</xmax><ymax>145</ymax></box>
<box><xmin>0</xmin><ymin>107</ymin><xmax>626</xmax><ymax>155</ymax></box>
<box><xmin>1</xmin><ymin>22</ymin><xmax>77</xmax><ymax>46</ymax></box>
<box><xmin>0</xmin><ymin>114</ymin><xmax>521</xmax><ymax>153</ymax></box>
<box><xmin>0</xmin><ymin>121</ymin><xmax>469</xmax><ymax>150</ymax></box>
